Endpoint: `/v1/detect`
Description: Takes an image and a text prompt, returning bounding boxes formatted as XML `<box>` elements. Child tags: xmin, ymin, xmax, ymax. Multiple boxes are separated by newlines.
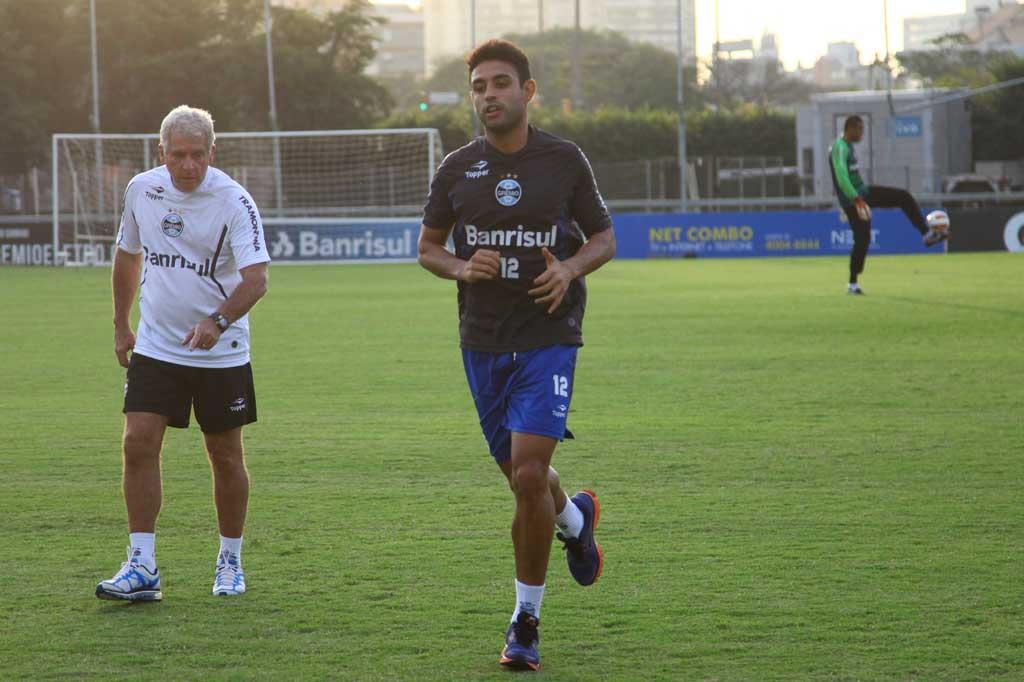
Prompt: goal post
<box><xmin>51</xmin><ymin>128</ymin><xmax>443</xmax><ymax>265</ymax></box>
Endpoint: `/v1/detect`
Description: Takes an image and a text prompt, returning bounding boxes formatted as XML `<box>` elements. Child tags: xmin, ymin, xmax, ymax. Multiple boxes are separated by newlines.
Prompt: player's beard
<box><xmin>479</xmin><ymin>103</ymin><xmax>525</xmax><ymax>135</ymax></box>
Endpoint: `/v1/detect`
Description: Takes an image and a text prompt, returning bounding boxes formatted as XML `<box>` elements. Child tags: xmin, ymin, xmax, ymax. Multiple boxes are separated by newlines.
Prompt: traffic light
<box><xmin>418</xmin><ymin>101</ymin><xmax>429</xmax><ymax>112</ymax></box>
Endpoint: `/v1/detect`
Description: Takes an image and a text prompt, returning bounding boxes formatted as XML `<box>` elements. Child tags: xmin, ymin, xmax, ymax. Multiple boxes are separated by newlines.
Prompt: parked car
<box><xmin>942</xmin><ymin>174</ymin><xmax>999</xmax><ymax>209</ymax></box>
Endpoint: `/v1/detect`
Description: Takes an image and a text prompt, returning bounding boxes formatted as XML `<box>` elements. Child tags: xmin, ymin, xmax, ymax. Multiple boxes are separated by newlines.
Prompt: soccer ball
<box><xmin>926</xmin><ymin>210</ymin><xmax>950</xmax><ymax>233</ymax></box>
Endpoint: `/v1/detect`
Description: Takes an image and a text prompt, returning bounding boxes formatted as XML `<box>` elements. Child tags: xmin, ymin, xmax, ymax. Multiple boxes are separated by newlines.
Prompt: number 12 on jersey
<box><xmin>553</xmin><ymin>374</ymin><xmax>569</xmax><ymax>397</ymax></box>
<box><xmin>500</xmin><ymin>256</ymin><xmax>519</xmax><ymax>280</ymax></box>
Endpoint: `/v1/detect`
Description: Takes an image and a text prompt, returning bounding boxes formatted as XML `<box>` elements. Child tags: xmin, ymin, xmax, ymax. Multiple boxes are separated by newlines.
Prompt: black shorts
<box><xmin>123</xmin><ymin>353</ymin><xmax>257</xmax><ymax>433</ymax></box>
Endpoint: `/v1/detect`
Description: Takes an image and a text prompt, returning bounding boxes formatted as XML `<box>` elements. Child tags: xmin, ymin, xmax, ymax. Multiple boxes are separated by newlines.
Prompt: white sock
<box><xmin>555</xmin><ymin>494</ymin><xmax>585</xmax><ymax>539</ymax></box>
<box><xmin>512</xmin><ymin>580</ymin><xmax>545</xmax><ymax>622</ymax></box>
<box><xmin>219</xmin><ymin>535</ymin><xmax>243</xmax><ymax>561</ymax></box>
<box><xmin>848</xmin><ymin>283</ymin><xmax>859</xmax><ymax>290</ymax></box>
<box><xmin>129</xmin><ymin>532</ymin><xmax>156</xmax><ymax>568</ymax></box>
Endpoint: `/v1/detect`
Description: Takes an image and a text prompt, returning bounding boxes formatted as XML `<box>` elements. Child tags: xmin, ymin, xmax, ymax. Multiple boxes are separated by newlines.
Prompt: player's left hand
<box><xmin>182</xmin><ymin>318</ymin><xmax>222</xmax><ymax>351</ymax></box>
<box><xmin>854</xmin><ymin>197</ymin><xmax>872</xmax><ymax>222</ymax></box>
<box><xmin>529</xmin><ymin>247</ymin><xmax>575</xmax><ymax>314</ymax></box>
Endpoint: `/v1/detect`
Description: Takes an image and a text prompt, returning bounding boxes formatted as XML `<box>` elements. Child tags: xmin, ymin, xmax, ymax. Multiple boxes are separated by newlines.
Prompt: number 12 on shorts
<box><xmin>553</xmin><ymin>374</ymin><xmax>569</xmax><ymax>397</ymax></box>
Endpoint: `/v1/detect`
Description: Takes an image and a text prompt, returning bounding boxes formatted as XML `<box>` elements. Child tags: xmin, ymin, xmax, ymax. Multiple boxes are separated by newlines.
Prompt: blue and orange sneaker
<box><xmin>557</xmin><ymin>489</ymin><xmax>604</xmax><ymax>586</ymax></box>
<box><xmin>95</xmin><ymin>547</ymin><xmax>162</xmax><ymax>602</ymax></box>
<box><xmin>499</xmin><ymin>612</ymin><xmax>541</xmax><ymax>671</ymax></box>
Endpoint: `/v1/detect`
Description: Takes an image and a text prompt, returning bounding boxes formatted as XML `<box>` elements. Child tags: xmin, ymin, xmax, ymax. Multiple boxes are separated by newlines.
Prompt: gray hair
<box><xmin>159</xmin><ymin>105</ymin><xmax>216</xmax><ymax>150</ymax></box>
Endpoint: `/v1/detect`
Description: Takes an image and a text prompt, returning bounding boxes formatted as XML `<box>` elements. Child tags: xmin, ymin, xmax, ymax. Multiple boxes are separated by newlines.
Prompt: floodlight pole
<box><xmin>677</xmin><ymin>0</ymin><xmax>687</xmax><ymax>211</ymax></box>
<box><xmin>470</xmin><ymin>0</ymin><xmax>480</xmax><ymax>137</ymax></box>
<box><xmin>89</xmin><ymin>0</ymin><xmax>101</xmax><ymax>137</ymax></box>
<box><xmin>264</xmin><ymin>0</ymin><xmax>284</xmax><ymax>215</ymax></box>
<box><xmin>571</xmin><ymin>0</ymin><xmax>582</xmax><ymax>109</ymax></box>
<box><xmin>89</xmin><ymin>0</ymin><xmax>105</xmax><ymax>216</ymax></box>
<box><xmin>713</xmin><ymin>0</ymin><xmax>720</xmax><ymax>97</ymax></box>
<box><xmin>883</xmin><ymin>0</ymin><xmax>895</xmax><ymax>115</ymax></box>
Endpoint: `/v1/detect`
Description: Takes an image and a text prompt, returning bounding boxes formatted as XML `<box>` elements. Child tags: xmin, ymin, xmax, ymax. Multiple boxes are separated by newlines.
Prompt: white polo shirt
<box><xmin>116</xmin><ymin>166</ymin><xmax>270</xmax><ymax>368</ymax></box>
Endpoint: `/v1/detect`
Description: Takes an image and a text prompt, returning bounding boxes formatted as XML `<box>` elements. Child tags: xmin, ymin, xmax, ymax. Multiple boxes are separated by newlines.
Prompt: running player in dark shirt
<box><xmin>829</xmin><ymin>115</ymin><xmax>948</xmax><ymax>295</ymax></box>
<box><xmin>418</xmin><ymin>39</ymin><xmax>616</xmax><ymax>671</ymax></box>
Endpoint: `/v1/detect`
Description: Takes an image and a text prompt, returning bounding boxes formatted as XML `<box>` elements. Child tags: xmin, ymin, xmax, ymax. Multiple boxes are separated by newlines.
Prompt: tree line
<box><xmin>0</xmin><ymin>0</ymin><xmax>388</xmax><ymax>174</ymax></box>
<box><xmin>3</xmin><ymin>2</ymin><xmax>1022</xmax><ymax>176</ymax></box>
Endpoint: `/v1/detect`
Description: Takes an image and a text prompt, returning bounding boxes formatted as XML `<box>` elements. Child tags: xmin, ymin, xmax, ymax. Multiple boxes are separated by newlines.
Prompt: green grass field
<box><xmin>1</xmin><ymin>253</ymin><xmax>1021</xmax><ymax>681</ymax></box>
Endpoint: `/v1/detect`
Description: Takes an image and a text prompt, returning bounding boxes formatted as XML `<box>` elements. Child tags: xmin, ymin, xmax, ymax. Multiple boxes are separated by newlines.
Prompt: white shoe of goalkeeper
<box><xmin>213</xmin><ymin>550</ymin><xmax>246</xmax><ymax>596</ymax></box>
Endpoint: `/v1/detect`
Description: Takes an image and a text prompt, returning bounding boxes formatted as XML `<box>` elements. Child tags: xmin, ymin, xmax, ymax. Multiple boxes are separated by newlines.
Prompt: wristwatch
<box><xmin>209</xmin><ymin>312</ymin><xmax>230</xmax><ymax>332</ymax></box>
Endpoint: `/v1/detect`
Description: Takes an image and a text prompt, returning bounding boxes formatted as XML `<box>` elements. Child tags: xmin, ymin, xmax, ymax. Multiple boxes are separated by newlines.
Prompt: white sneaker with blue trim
<box><xmin>96</xmin><ymin>547</ymin><xmax>163</xmax><ymax>601</ymax></box>
<box><xmin>213</xmin><ymin>550</ymin><xmax>246</xmax><ymax>596</ymax></box>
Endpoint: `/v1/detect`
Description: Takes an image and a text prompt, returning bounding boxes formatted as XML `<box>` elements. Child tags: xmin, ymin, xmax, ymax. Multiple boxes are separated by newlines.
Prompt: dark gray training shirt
<box><xmin>422</xmin><ymin>126</ymin><xmax>612</xmax><ymax>353</ymax></box>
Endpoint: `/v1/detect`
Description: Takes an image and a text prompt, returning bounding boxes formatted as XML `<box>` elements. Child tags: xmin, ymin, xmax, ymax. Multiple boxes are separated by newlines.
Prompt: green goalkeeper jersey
<box><xmin>828</xmin><ymin>137</ymin><xmax>867</xmax><ymax>207</ymax></box>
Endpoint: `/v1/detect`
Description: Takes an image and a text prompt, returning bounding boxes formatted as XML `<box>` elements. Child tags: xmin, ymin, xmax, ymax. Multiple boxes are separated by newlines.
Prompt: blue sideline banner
<box><xmin>241</xmin><ymin>211</ymin><xmax>943</xmax><ymax>264</ymax></box>
<box><xmin>612</xmin><ymin>209</ymin><xmax>940</xmax><ymax>259</ymax></box>
<box><xmin>265</xmin><ymin>219</ymin><xmax>420</xmax><ymax>263</ymax></box>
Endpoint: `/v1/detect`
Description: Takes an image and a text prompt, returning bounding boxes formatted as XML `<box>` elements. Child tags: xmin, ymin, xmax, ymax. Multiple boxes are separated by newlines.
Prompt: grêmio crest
<box><xmin>161</xmin><ymin>211</ymin><xmax>184</xmax><ymax>238</ymax></box>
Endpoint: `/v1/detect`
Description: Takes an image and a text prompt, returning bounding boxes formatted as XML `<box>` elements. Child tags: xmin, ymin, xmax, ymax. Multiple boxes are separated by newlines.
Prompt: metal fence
<box><xmin>590</xmin><ymin>156</ymin><xmax>800</xmax><ymax>205</ymax></box>
<box><xmin>0</xmin><ymin>168</ymin><xmax>48</xmax><ymax>215</ymax></box>
<box><xmin>2</xmin><ymin>155</ymin><xmax>1021</xmax><ymax>219</ymax></box>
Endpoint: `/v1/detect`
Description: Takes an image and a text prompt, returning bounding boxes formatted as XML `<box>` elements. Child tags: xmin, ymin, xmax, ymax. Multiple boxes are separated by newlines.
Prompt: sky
<box><xmin>387</xmin><ymin>0</ymin><xmax>976</xmax><ymax>69</ymax></box>
<box><xmin>694</xmin><ymin>0</ymin><xmax>970</xmax><ymax>69</ymax></box>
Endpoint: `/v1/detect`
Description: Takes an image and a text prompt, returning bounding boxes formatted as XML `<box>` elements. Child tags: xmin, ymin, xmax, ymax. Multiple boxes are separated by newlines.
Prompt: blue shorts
<box><xmin>462</xmin><ymin>344</ymin><xmax>578</xmax><ymax>464</ymax></box>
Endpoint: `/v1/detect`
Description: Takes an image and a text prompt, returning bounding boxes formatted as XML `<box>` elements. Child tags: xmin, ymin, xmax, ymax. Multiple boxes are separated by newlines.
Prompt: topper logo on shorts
<box><xmin>229</xmin><ymin>397</ymin><xmax>247</xmax><ymax>413</ymax></box>
<box><xmin>495</xmin><ymin>176</ymin><xmax>522</xmax><ymax>206</ymax></box>
<box><xmin>161</xmin><ymin>212</ymin><xmax>184</xmax><ymax>237</ymax></box>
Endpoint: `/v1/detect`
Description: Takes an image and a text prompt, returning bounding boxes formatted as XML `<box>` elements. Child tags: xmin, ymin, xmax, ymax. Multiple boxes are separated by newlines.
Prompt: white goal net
<box><xmin>51</xmin><ymin>129</ymin><xmax>442</xmax><ymax>264</ymax></box>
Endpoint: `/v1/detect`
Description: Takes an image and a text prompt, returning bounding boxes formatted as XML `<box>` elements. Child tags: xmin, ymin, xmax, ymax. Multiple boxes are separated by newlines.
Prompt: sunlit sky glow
<box><xmin>695</xmin><ymin>0</ymin><xmax>969</xmax><ymax>68</ymax></box>
<box><xmin>383</xmin><ymin>0</ymin><xmax>975</xmax><ymax>68</ymax></box>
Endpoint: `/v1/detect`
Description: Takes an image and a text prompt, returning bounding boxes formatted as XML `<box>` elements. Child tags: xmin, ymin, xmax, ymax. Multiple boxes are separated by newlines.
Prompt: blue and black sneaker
<box><xmin>95</xmin><ymin>547</ymin><xmax>162</xmax><ymax>602</ymax></box>
<box><xmin>499</xmin><ymin>612</ymin><xmax>541</xmax><ymax>671</ymax></box>
<box><xmin>557</xmin><ymin>489</ymin><xmax>604</xmax><ymax>586</ymax></box>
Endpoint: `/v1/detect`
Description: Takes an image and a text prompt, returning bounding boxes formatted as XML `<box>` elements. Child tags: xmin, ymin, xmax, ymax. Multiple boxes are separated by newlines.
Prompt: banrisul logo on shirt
<box><xmin>464</xmin><ymin>224</ymin><xmax>556</xmax><ymax>248</ymax></box>
<box><xmin>495</xmin><ymin>174</ymin><xmax>522</xmax><ymax>207</ymax></box>
<box><xmin>161</xmin><ymin>211</ymin><xmax>185</xmax><ymax>238</ymax></box>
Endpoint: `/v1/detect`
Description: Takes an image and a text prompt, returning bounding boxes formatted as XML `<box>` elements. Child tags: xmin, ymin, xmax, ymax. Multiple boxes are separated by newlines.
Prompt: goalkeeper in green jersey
<box><xmin>828</xmin><ymin>115</ymin><xmax>948</xmax><ymax>295</ymax></box>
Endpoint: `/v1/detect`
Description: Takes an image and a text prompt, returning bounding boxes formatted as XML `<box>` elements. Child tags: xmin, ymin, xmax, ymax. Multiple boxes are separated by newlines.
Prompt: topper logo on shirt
<box><xmin>161</xmin><ymin>211</ymin><xmax>185</xmax><ymax>238</ymax></box>
<box><xmin>495</xmin><ymin>174</ymin><xmax>522</xmax><ymax>207</ymax></box>
<box><xmin>145</xmin><ymin>185</ymin><xmax>167</xmax><ymax>202</ymax></box>
<box><xmin>466</xmin><ymin>160</ymin><xmax>490</xmax><ymax>179</ymax></box>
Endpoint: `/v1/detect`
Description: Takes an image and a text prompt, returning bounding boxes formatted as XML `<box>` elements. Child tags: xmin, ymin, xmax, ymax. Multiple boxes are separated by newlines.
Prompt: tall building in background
<box><xmin>964</xmin><ymin>2</ymin><xmax>1024</xmax><ymax>54</ymax></box>
<box><xmin>364</xmin><ymin>3</ymin><xmax>425</xmax><ymax>78</ymax></box>
<box><xmin>903</xmin><ymin>12</ymin><xmax>972</xmax><ymax>51</ymax></box>
<box><xmin>826</xmin><ymin>42</ymin><xmax>859</xmax><ymax>70</ymax></box>
<box><xmin>422</xmin><ymin>0</ymin><xmax>696</xmax><ymax>75</ymax></box>
<box><xmin>903</xmin><ymin>0</ymin><xmax>1021</xmax><ymax>51</ymax></box>
<box><xmin>602</xmin><ymin>0</ymin><xmax>695</xmax><ymax>57</ymax></box>
<box><xmin>275</xmin><ymin>1</ymin><xmax>426</xmax><ymax>78</ymax></box>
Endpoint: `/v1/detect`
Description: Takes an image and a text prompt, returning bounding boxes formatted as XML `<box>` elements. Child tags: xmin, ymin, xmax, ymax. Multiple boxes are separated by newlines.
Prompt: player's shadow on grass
<box><xmin>876</xmin><ymin>294</ymin><xmax>1024</xmax><ymax>319</ymax></box>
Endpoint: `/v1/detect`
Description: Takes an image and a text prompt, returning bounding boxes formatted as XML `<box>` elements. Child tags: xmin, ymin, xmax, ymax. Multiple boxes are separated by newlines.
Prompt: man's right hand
<box><xmin>114</xmin><ymin>325</ymin><xmax>136</xmax><ymax>368</ymax></box>
<box><xmin>854</xmin><ymin>197</ymin><xmax>872</xmax><ymax>222</ymax></box>
<box><xmin>457</xmin><ymin>249</ymin><xmax>500</xmax><ymax>283</ymax></box>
